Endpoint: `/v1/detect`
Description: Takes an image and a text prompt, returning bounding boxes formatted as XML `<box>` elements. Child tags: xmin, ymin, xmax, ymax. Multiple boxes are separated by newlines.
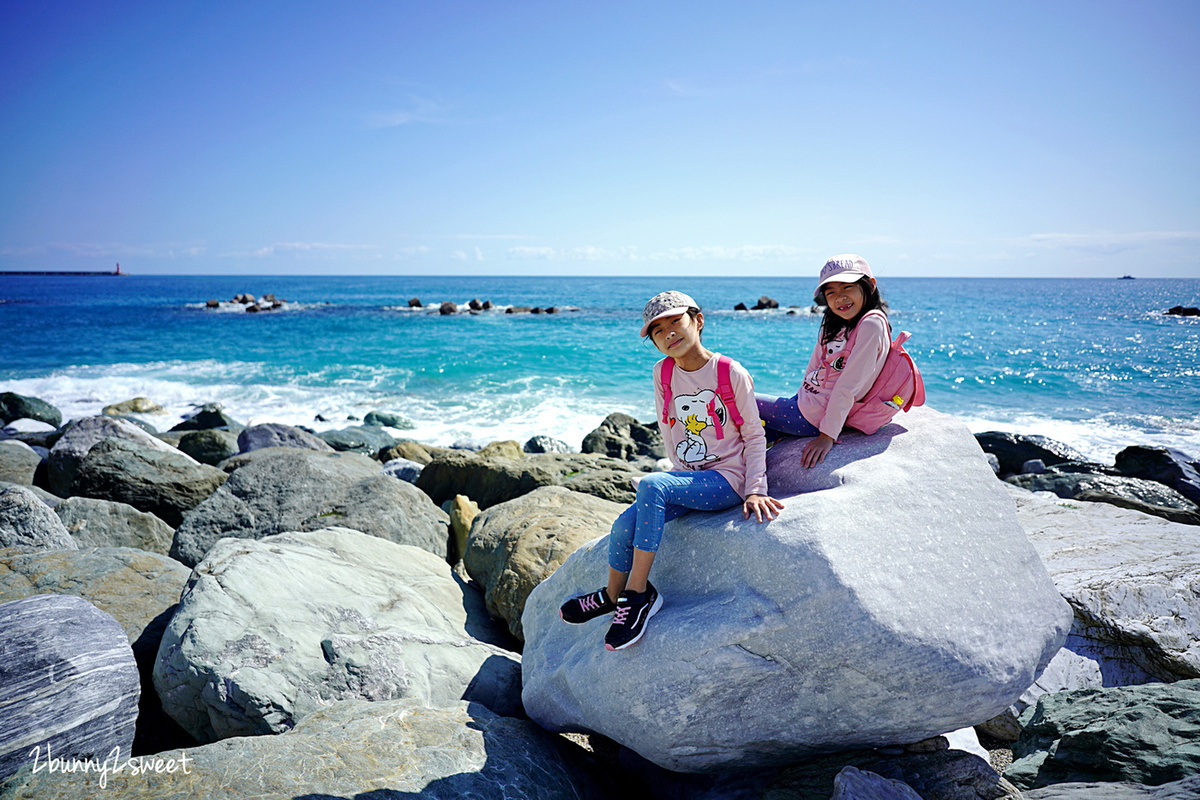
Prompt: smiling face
<box><xmin>648</xmin><ymin>310</ymin><xmax>703</xmax><ymax>358</ymax></box>
<box><xmin>822</xmin><ymin>280</ymin><xmax>867</xmax><ymax>321</ymax></box>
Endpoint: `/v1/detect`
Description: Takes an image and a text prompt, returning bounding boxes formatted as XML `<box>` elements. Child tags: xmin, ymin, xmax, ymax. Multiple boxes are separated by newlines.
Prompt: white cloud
<box><xmin>508</xmin><ymin>246</ymin><xmax>558</xmax><ymax>259</ymax></box>
<box><xmin>249</xmin><ymin>242</ymin><xmax>376</xmax><ymax>258</ymax></box>
<box><xmin>474</xmin><ymin>246</ymin><xmax>484</xmax><ymax>261</ymax></box>
<box><xmin>650</xmin><ymin>245</ymin><xmax>813</xmax><ymax>261</ymax></box>
<box><xmin>1019</xmin><ymin>231</ymin><xmax>1200</xmax><ymax>254</ymax></box>
<box><xmin>0</xmin><ymin>241</ymin><xmax>206</xmax><ymax>258</ymax></box>
<box><xmin>450</xmin><ymin>250</ymin><xmax>468</xmax><ymax>261</ymax></box>
<box><xmin>367</xmin><ymin>95</ymin><xmax>452</xmax><ymax>128</ymax></box>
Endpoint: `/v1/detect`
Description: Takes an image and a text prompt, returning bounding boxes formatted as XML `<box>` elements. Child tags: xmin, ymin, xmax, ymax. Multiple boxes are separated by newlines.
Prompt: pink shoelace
<box><xmin>579</xmin><ymin>593</ymin><xmax>602</xmax><ymax>612</ymax></box>
<box><xmin>612</xmin><ymin>605</ymin><xmax>630</xmax><ymax>625</ymax></box>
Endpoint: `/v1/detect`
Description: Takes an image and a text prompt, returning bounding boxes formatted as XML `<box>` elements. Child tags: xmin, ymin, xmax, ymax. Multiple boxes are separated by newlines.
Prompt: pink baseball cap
<box><xmin>814</xmin><ymin>254</ymin><xmax>874</xmax><ymax>302</ymax></box>
<box><xmin>640</xmin><ymin>290</ymin><xmax>698</xmax><ymax>336</ymax></box>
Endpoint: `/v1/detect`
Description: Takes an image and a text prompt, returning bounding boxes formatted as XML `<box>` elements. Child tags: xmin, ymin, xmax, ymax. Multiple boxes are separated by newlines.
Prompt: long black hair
<box><xmin>816</xmin><ymin>277</ymin><xmax>888</xmax><ymax>344</ymax></box>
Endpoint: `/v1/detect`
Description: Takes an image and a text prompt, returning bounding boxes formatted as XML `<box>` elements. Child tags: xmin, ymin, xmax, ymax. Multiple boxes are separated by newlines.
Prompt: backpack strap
<box><xmin>659</xmin><ymin>357</ymin><xmax>675</xmax><ymax>426</ymax></box>
<box><xmin>709</xmin><ymin>355</ymin><xmax>744</xmax><ymax>441</ymax></box>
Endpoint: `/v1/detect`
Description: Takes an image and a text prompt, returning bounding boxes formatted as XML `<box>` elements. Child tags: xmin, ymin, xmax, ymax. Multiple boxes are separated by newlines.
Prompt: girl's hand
<box><xmin>743</xmin><ymin>493</ymin><xmax>784</xmax><ymax>523</ymax></box>
<box><xmin>801</xmin><ymin>434</ymin><xmax>835</xmax><ymax>469</ymax></box>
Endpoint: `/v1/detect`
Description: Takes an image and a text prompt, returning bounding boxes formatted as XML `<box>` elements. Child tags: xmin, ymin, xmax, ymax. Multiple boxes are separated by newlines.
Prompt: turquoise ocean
<box><xmin>2</xmin><ymin>275</ymin><xmax>1198</xmax><ymax>463</ymax></box>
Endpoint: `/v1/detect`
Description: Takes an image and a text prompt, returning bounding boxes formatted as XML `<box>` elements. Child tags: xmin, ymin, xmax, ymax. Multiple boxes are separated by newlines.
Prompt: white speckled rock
<box><xmin>0</xmin><ymin>594</ymin><xmax>139</xmax><ymax>781</ymax></box>
<box><xmin>0</xmin><ymin>486</ymin><xmax>76</xmax><ymax>551</ymax></box>
<box><xmin>0</xmin><ymin>698</ymin><xmax>612</xmax><ymax>800</ymax></box>
<box><xmin>154</xmin><ymin>527</ymin><xmax>521</xmax><ymax>744</ymax></box>
<box><xmin>1009</xmin><ymin>484</ymin><xmax>1200</xmax><ymax>684</ymax></box>
<box><xmin>521</xmin><ymin>407</ymin><xmax>1071</xmax><ymax>772</ymax></box>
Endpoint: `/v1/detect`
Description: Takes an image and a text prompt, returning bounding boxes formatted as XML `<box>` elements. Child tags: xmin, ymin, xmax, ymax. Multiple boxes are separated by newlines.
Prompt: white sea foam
<box><xmin>184</xmin><ymin>300</ymin><xmax>323</xmax><ymax>314</ymax></box>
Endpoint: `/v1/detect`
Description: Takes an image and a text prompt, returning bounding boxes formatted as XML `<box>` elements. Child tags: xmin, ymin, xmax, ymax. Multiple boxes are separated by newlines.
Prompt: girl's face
<box><xmin>649</xmin><ymin>311</ymin><xmax>703</xmax><ymax>357</ymax></box>
<box><xmin>822</xmin><ymin>281</ymin><xmax>866</xmax><ymax>321</ymax></box>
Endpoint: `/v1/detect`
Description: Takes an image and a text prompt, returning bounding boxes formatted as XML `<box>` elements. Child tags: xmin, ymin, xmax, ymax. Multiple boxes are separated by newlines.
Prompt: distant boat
<box><xmin>1118</xmin><ymin>275</ymin><xmax>1135</xmax><ymax>280</ymax></box>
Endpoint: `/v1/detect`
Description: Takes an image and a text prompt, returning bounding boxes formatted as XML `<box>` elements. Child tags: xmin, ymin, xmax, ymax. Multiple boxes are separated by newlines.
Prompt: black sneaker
<box><xmin>604</xmin><ymin>582</ymin><xmax>662</xmax><ymax>651</ymax></box>
<box><xmin>559</xmin><ymin>587</ymin><xmax>616</xmax><ymax>624</ymax></box>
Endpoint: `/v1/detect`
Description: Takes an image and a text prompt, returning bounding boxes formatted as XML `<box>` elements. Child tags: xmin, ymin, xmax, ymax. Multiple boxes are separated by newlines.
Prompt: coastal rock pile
<box><xmin>522</xmin><ymin>407</ymin><xmax>1072</xmax><ymax>771</ymax></box>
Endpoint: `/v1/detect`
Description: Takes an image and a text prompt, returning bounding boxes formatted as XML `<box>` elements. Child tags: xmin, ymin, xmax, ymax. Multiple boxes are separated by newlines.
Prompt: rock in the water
<box><xmin>318</xmin><ymin>424</ymin><xmax>397</xmax><ymax>455</ymax></box>
<box><xmin>54</xmin><ymin>496</ymin><xmax>174</xmax><ymax>554</ymax></box>
<box><xmin>46</xmin><ymin>416</ymin><xmax>180</xmax><ymax>496</ymax></box>
<box><xmin>0</xmin><ymin>698</ymin><xmax>611</xmax><ymax>799</ymax></box>
<box><xmin>974</xmin><ymin>431</ymin><xmax>1086</xmax><ymax>475</ymax></box>
<box><xmin>362</xmin><ymin>409</ymin><xmax>414</xmax><ymax>429</ymax></box>
<box><xmin>0</xmin><ymin>393</ymin><xmax>61</xmax><ymax>428</ymax></box>
<box><xmin>1010</xmin><ymin>485</ymin><xmax>1200</xmax><ymax>682</ymax></box>
<box><xmin>1021</xmin><ymin>776</ymin><xmax>1200</xmax><ymax>799</ymax></box>
<box><xmin>0</xmin><ymin>441</ymin><xmax>40</xmax><ymax>486</ymax></box>
<box><xmin>381</xmin><ymin>456</ymin><xmax>423</xmax><ymax>484</ymax></box>
<box><xmin>235</xmin><ymin>421</ymin><xmax>333</xmax><ymax>453</ymax></box>
<box><xmin>0</xmin><ymin>486</ymin><xmax>76</xmax><ymax>551</ymax></box>
<box><xmin>521</xmin><ymin>408</ymin><xmax>1071</xmax><ymax>772</ymax></box>
<box><xmin>169</xmin><ymin>402</ymin><xmax>241</xmax><ymax>432</ymax></box>
<box><xmin>829</xmin><ymin>766</ymin><xmax>923</xmax><ymax>800</ymax></box>
<box><xmin>1115</xmin><ymin>446</ymin><xmax>1200</xmax><ymax>506</ymax></box>
<box><xmin>170</xmin><ymin>447</ymin><xmax>449</xmax><ymax>567</ymax></box>
<box><xmin>71</xmin><ymin>437</ymin><xmax>227</xmax><ymax>528</ymax></box>
<box><xmin>102</xmin><ymin>397</ymin><xmax>165</xmax><ymax>416</ymax></box>
<box><xmin>525</xmin><ymin>435</ymin><xmax>574</xmax><ymax>454</ymax></box>
<box><xmin>581</xmin><ymin>412</ymin><xmax>665</xmax><ymax>460</ymax></box>
<box><xmin>1007</xmin><ymin>680</ymin><xmax>1200</xmax><ymax>789</ymax></box>
<box><xmin>0</xmin><ymin>594</ymin><xmax>139</xmax><ymax>781</ymax></box>
<box><xmin>417</xmin><ymin>449</ymin><xmax>640</xmax><ymax>510</ymax></box>
<box><xmin>176</xmin><ymin>428</ymin><xmax>238</xmax><ymax>466</ymax></box>
<box><xmin>754</xmin><ymin>295</ymin><xmax>779</xmax><ymax>309</ymax></box>
<box><xmin>154</xmin><ymin>528</ymin><xmax>521</xmax><ymax>743</ymax></box>
<box><xmin>466</xmin><ymin>486</ymin><xmax>623</xmax><ymax>641</ymax></box>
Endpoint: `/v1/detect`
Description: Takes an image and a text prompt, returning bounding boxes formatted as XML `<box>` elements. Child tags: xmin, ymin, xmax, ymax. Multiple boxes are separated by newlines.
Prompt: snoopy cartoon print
<box><xmin>803</xmin><ymin>333</ymin><xmax>849</xmax><ymax>390</ymax></box>
<box><xmin>672</xmin><ymin>389</ymin><xmax>725</xmax><ymax>466</ymax></box>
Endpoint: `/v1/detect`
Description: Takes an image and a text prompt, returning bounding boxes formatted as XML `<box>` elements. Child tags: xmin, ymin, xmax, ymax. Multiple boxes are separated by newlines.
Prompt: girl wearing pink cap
<box><xmin>756</xmin><ymin>254</ymin><xmax>892</xmax><ymax>468</ymax></box>
<box><xmin>559</xmin><ymin>290</ymin><xmax>784</xmax><ymax>651</ymax></box>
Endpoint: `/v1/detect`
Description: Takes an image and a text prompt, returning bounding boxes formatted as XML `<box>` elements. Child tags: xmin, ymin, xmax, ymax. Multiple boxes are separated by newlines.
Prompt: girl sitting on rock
<box><xmin>756</xmin><ymin>254</ymin><xmax>892</xmax><ymax>468</ymax></box>
<box><xmin>559</xmin><ymin>290</ymin><xmax>784</xmax><ymax>651</ymax></box>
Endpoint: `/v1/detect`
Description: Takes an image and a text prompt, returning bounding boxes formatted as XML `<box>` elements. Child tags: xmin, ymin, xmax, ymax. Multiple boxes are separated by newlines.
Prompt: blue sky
<box><xmin>1</xmin><ymin>1</ymin><xmax>1197</xmax><ymax>277</ymax></box>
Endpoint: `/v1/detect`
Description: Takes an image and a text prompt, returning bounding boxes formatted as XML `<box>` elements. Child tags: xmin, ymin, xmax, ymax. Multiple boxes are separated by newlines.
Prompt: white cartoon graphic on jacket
<box><xmin>803</xmin><ymin>332</ymin><xmax>849</xmax><ymax>391</ymax></box>
<box><xmin>672</xmin><ymin>389</ymin><xmax>727</xmax><ymax>466</ymax></box>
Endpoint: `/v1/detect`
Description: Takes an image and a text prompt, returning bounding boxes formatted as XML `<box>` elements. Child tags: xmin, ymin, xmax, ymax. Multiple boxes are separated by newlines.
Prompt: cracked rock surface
<box><xmin>521</xmin><ymin>407</ymin><xmax>1071</xmax><ymax>772</ymax></box>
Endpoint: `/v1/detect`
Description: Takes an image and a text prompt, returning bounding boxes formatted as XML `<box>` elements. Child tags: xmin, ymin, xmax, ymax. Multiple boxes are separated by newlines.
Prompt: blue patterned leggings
<box><xmin>608</xmin><ymin>470</ymin><xmax>742</xmax><ymax>573</ymax></box>
<box><xmin>755</xmin><ymin>393</ymin><xmax>821</xmax><ymax>438</ymax></box>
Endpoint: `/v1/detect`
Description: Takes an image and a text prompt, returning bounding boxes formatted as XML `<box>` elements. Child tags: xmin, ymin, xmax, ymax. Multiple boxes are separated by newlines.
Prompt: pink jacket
<box><xmin>797</xmin><ymin>311</ymin><xmax>890</xmax><ymax>439</ymax></box>
<box><xmin>653</xmin><ymin>354</ymin><xmax>769</xmax><ymax>498</ymax></box>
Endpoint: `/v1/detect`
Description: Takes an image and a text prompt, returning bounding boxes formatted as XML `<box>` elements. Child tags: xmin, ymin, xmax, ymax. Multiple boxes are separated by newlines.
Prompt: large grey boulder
<box><xmin>363</xmin><ymin>409</ymin><xmax>415</xmax><ymax>429</ymax></box>
<box><xmin>0</xmin><ymin>392</ymin><xmax>61</xmax><ymax>428</ymax></box>
<box><xmin>54</xmin><ymin>496</ymin><xmax>174</xmax><ymax>554</ymax></box>
<box><xmin>0</xmin><ymin>441</ymin><xmax>40</xmax><ymax>486</ymax></box>
<box><xmin>1115</xmin><ymin>445</ymin><xmax>1200</xmax><ymax>506</ymax></box>
<box><xmin>1007</xmin><ymin>468</ymin><xmax>1199</xmax><ymax>514</ymax></box>
<box><xmin>154</xmin><ymin>528</ymin><xmax>521</xmax><ymax>744</ymax></box>
<box><xmin>1010</xmin><ymin>485</ymin><xmax>1200</xmax><ymax>683</ymax></box>
<box><xmin>466</xmin><ymin>486</ymin><xmax>623</xmax><ymax>641</ymax></box>
<box><xmin>417</xmin><ymin>449</ymin><xmax>640</xmax><ymax>509</ymax></box>
<box><xmin>1007</xmin><ymin>680</ymin><xmax>1200</xmax><ymax>789</ymax></box>
<box><xmin>236</xmin><ymin>422</ymin><xmax>332</xmax><ymax>453</ymax></box>
<box><xmin>168</xmin><ymin>402</ymin><xmax>242</xmax><ymax>432</ymax></box>
<box><xmin>0</xmin><ymin>594</ymin><xmax>139</xmax><ymax>781</ymax></box>
<box><xmin>0</xmin><ymin>486</ymin><xmax>76</xmax><ymax>551</ymax></box>
<box><xmin>0</xmin><ymin>698</ymin><xmax>611</xmax><ymax>799</ymax></box>
<box><xmin>46</xmin><ymin>415</ymin><xmax>180</xmax><ymax>496</ymax></box>
<box><xmin>319</xmin><ymin>424</ymin><xmax>397</xmax><ymax>454</ymax></box>
<box><xmin>521</xmin><ymin>407</ymin><xmax>1071</xmax><ymax>772</ymax></box>
<box><xmin>170</xmin><ymin>447</ymin><xmax>449</xmax><ymax>567</ymax></box>
<box><xmin>70</xmin><ymin>437</ymin><xmax>227</xmax><ymax>527</ymax></box>
<box><xmin>974</xmin><ymin>431</ymin><xmax>1086</xmax><ymax>475</ymax></box>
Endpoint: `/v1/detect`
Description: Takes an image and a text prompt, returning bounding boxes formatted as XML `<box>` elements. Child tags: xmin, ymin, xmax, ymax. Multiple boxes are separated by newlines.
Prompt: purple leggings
<box><xmin>608</xmin><ymin>470</ymin><xmax>742</xmax><ymax>573</ymax></box>
<box><xmin>755</xmin><ymin>393</ymin><xmax>821</xmax><ymax>438</ymax></box>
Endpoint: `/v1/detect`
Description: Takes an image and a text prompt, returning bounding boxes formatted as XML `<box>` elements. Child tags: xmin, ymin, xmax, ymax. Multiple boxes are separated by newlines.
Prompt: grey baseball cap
<box><xmin>814</xmin><ymin>254</ymin><xmax>874</xmax><ymax>302</ymax></box>
<box><xmin>640</xmin><ymin>290</ymin><xmax>698</xmax><ymax>336</ymax></box>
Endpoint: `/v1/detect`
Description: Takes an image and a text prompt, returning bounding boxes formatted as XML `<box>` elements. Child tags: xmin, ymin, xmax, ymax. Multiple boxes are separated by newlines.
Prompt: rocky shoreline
<box><xmin>1</xmin><ymin>389</ymin><xmax>1198</xmax><ymax>799</ymax></box>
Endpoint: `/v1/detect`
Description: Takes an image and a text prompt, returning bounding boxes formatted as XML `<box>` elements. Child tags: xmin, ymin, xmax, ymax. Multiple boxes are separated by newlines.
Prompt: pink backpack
<box><xmin>836</xmin><ymin>309</ymin><xmax>925</xmax><ymax>434</ymax></box>
<box><xmin>659</xmin><ymin>355</ymin><xmax>744</xmax><ymax>440</ymax></box>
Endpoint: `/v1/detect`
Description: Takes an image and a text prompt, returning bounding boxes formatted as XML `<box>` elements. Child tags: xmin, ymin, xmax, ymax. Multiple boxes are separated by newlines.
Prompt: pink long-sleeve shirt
<box><xmin>653</xmin><ymin>353</ymin><xmax>769</xmax><ymax>498</ymax></box>
<box><xmin>797</xmin><ymin>312</ymin><xmax>891</xmax><ymax>440</ymax></box>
